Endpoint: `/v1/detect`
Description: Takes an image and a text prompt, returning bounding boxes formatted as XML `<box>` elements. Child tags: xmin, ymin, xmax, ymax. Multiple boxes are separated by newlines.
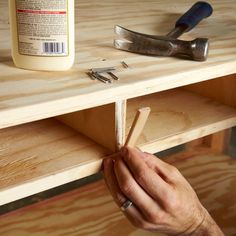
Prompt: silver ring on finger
<box><xmin>120</xmin><ymin>199</ymin><xmax>133</xmax><ymax>212</ymax></box>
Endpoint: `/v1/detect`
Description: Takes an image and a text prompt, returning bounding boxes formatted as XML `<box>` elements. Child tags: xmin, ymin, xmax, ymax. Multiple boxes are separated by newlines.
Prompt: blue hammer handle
<box><xmin>176</xmin><ymin>1</ymin><xmax>213</xmax><ymax>32</ymax></box>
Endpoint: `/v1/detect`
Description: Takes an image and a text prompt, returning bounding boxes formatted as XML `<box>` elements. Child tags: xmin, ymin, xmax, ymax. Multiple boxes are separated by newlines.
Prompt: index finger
<box><xmin>121</xmin><ymin>146</ymin><xmax>172</xmax><ymax>204</ymax></box>
<box><xmin>141</xmin><ymin>152</ymin><xmax>183</xmax><ymax>184</ymax></box>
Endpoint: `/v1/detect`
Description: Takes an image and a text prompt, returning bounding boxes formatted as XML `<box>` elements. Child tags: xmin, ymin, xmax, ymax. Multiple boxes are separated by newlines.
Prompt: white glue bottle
<box><xmin>9</xmin><ymin>0</ymin><xmax>75</xmax><ymax>71</ymax></box>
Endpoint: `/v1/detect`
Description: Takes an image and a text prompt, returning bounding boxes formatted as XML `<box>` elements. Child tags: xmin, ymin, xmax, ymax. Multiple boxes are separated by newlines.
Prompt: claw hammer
<box><xmin>115</xmin><ymin>2</ymin><xmax>213</xmax><ymax>61</ymax></box>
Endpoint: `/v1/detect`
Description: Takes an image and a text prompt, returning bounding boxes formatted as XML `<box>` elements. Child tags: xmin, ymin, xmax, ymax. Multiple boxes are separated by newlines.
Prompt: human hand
<box><xmin>103</xmin><ymin>147</ymin><xmax>224</xmax><ymax>236</ymax></box>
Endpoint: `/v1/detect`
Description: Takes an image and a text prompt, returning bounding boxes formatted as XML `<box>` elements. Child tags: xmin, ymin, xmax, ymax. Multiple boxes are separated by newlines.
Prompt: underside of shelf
<box><xmin>0</xmin><ymin>119</ymin><xmax>111</xmax><ymax>206</ymax></box>
<box><xmin>126</xmin><ymin>88</ymin><xmax>236</xmax><ymax>153</ymax></box>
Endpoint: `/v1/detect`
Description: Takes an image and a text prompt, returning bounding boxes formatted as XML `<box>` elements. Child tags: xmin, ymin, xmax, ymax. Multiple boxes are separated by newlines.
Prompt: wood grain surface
<box><xmin>125</xmin><ymin>107</ymin><xmax>151</xmax><ymax>147</ymax></box>
<box><xmin>204</xmin><ymin>130</ymin><xmax>231</xmax><ymax>153</ymax></box>
<box><xmin>0</xmin><ymin>0</ymin><xmax>235</xmax><ymax>128</ymax></box>
<box><xmin>0</xmin><ymin>119</ymin><xmax>111</xmax><ymax>205</ymax></box>
<box><xmin>126</xmin><ymin>88</ymin><xmax>236</xmax><ymax>153</ymax></box>
<box><xmin>2</xmin><ymin>88</ymin><xmax>235</xmax><ymax>205</ymax></box>
<box><xmin>185</xmin><ymin>74</ymin><xmax>236</xmax><ymax>108</ymax></box>
<box><xmin>185</xmin><ymin>129</ymin><xmax>231</xmax><ymax>153</ymax></box>
<box><xmin>0</xmin><ymin>151</ymin><xmax>235</xmax><ymax>236</ymax></box>
<box><xmin>57</xmin><ymin>103</ymin><xmax>118</xmax><ymax>151</ymax></box>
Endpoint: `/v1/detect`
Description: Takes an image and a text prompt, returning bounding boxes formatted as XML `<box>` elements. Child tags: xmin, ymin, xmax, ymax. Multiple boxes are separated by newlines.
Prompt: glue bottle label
<box><xmin>15</xmin><ymin>0</ymin><xmax>69</xmax><ymax>57</ymax></box>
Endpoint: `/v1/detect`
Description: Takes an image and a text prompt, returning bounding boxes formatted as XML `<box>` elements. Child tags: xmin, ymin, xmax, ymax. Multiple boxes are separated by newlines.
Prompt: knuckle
<box><xmin>136</xmin><ymin>168</ymin><xmax>147</xmax><ymax>183</ymax></box>
<box><xmin>121</xmin><ymin>180</ymin><xmax>134</xmax><ymax>195</ymax></box>
<box><xmin>165</xmin><ymin>194</ymin><xmax>180</xmax><ymax>211</ymax></box>
<box><xmin>145</xmin><ymin>210</ymin><xmax>164</xmax><ymax>225</ymax></box>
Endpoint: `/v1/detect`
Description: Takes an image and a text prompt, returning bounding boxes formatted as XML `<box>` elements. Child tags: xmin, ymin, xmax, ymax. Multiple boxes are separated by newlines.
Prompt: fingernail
<box><xmin>102</xmin><ymin>158</ymin><xmax>112</xmax><ymax>171</ymax></box>
<box><xmin>120</xmin><ymin>146</ymin><xmax>128</xmax><ymax>157</ymax></box>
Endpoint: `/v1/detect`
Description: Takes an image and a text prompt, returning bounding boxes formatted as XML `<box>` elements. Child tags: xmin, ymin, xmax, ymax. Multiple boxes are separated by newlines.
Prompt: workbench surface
<box><xmin>0</xmin><ymin>0</ymin><xmax>235</xmax><ymax>128</ymax></box>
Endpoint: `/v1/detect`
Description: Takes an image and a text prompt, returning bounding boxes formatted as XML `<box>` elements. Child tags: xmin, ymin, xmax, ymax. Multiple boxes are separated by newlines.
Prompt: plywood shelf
<box><xmin>0</xmin><ymin>87</ymin><xmax>235</xmax><ymax>206</ymax></box>
<box><xmin>126</xmin><ymin>89</ymin><xmax>236</xmax><ymax>153</ymax></box>
<box><xmin>1</xmin><ymin>150</ymin><xmax>235</xmax><ymax>235</ymax></box>
<box><xmin>0</xmin><ymin>119</ymin><xmax>111</xmax><ymax>206</ymax></box>
<box><xmin>0</xmin><ymin>1</ymin><xmax>236</xmax><ymax>129</ymax></box>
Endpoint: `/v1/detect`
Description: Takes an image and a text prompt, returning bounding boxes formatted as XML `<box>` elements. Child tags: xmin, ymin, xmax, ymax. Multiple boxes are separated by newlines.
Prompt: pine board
<box><xmin>57</xmin><ymin>103</ymin><xmax>118</xmax><ymax>151</ymax></box>
<box><xmin>0</xmin><ymin>0</ymin><xmax>235</xmax><ymax>128</ymax></box>
<box><xmin>0</xmin><ymin>119</ymin><xmax>110</xmax><ymax>205</ymax></box>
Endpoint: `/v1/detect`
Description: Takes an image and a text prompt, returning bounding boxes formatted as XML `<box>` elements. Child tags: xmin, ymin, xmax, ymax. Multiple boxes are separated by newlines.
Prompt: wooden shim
<box><xmin>125</xmin><ymin>107</ymin><xmax>151</xmax><ymax>147</ymax></box>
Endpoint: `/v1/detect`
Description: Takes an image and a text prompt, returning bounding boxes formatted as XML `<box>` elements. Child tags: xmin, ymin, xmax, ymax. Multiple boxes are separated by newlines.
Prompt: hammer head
<box><xmin>114</xmin><ymin>25</ymin><xmax>209</xmax><ymax>61</ymax></box>
<box><xmin>189</xmin><ymin>38</ymin><xmax>209</xmax><ymax>61</ymax></box>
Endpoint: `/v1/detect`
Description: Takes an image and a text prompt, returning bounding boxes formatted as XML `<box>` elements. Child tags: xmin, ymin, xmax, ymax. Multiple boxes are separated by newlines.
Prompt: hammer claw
<box><xmin>114</xmin><ymin>37</ymin><xmax>172</xmax><ymax>57</ymax></box>
<box><xmin>114</xmin><ymin>40</ymin><xmax>133</xmax><ymax>51</ymax></box>
<box><xmin>115</xmin><ymin>25</ymin><xmax>148</xmax><ymax>43</ymax></box>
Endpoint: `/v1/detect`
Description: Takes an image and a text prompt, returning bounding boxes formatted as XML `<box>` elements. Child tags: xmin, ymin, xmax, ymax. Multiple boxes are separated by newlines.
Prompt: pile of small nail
<box><xmin>87</xmin><ymin>61</ymin><xmax>130</xmax><ymax>84</ymax></box>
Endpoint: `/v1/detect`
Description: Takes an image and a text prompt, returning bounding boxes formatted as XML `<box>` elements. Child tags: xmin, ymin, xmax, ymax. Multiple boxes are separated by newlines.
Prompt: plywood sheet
<box><xmin>58</xmin><ymin>104</ymin><xmax>117</xmax><ymax>151</ymax></box>
<box><xmin>0</xmin><ymin>0</ymin><xmax>235</xmax><ymax>128</ymax></box>
<box><xmin>0</xmin><ymin>119</ymin><xmax>110</xmax><ymax>205</ymax></box>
